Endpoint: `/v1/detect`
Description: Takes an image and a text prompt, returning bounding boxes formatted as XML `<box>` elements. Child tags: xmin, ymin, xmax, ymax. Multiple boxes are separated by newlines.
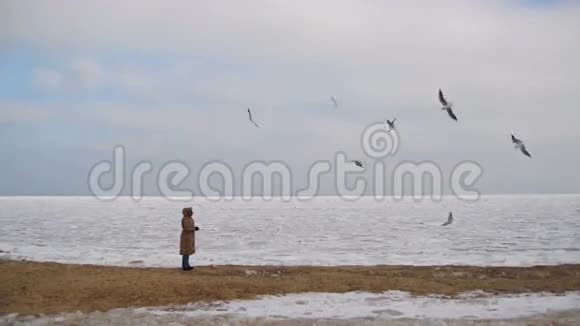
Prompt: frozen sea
<box><xmin>1</xmin><ymin>195</ymin><xmax>579</xmax><ymax>267</ymax></box>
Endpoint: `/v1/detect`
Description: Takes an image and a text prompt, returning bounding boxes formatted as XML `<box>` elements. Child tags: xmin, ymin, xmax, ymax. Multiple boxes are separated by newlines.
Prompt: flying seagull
<box><xmin>438</xmin><ymin>89</ymin><xmax>458</xmax><ymax>122</ymax></box>
<box><xmin>385</xmin><ymin>118</ymin><xmax>396</xmax><ymax>132</ymax></box>
<box><xmin>247</xmin><ymin>108</ymin><xmax>260</xmax><ymax>128</ymax></box>
<box><xmin>352</xmin><ymin>160</ymin><xmax>363</xmax><ymax>168</ymax></box>
<box><xmin>441</xmin><ymin>212</ymin><xmax>453</xmax><ymax>226</ymax></box>
<box><xmin>511</xmin><ymin>132</ymin><xmax>532</xmax><ymax>158</ymax></box>
<box><xmin>331</xmin><ymin>96</ymin><xmax>338</xmax><ymax>108</ymax></box>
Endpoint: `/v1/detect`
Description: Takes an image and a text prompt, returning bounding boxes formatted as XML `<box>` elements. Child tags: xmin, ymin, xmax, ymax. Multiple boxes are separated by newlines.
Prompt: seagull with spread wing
<box><xmin>438</xmin><ymin>89</ymin><xmax>458</xmax><ymax>122</ymax></box>
<box><xmin>511</xmin><ymin>132</ymin><xmax>532</xmax><ymax>158</ymax></box>
<box><xmin>247</xmin><ymin>108</ymin><xmax>260</xmax><ymax>128</ymax></box>
<box><xmin>441</xmin><ymin>212</ymin><xmax>453</xmax><ymax>226</ymax></box>
<box><xmin>385</xmin><ymin>118</ymin><xmax>396</xmax><ymax>132</ymax></box>
<box><xmin>331</xmin><ymin>96</ymin><xmax>338</xmax><ymax>108</ymax></box>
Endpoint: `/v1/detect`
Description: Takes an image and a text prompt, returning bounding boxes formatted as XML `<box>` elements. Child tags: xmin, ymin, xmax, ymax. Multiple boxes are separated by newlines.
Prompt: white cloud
<box><xmin>31</xmin><ymin>58</ymin><xmax>104</xmax><ymax>91</ymax></box>
<box><xmin>32</xmin><ymin>69</ymin><xmax>63</xmax><ymax>90</ymax></box>
<box><xmin>70</xmin><ymin>58</ymin><xmax>104</xmax><ymax>90</ymax></box>
<box><xmin>0</xmin><ymin>102</ymin><xmax>51</xmax><ymax>122</ymax></box>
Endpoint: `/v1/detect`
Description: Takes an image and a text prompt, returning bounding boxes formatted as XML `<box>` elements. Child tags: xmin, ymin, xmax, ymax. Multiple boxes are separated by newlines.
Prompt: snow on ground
<box><xmin>142</xmin><ymin>291</ymin><xmax>580</xmax><ymax>320</ymax></box>
<box><xmin>3</xmin><ymin>291</ymin><xmax>580</xmax><ymax>325</ymax></box>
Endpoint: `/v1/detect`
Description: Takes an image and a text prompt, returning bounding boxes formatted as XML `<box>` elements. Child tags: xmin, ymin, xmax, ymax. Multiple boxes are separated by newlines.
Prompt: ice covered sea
<box><xmin>1</xmin><ymin>195</ymin><xmax>579</xmax><ymax>267</ymax></box>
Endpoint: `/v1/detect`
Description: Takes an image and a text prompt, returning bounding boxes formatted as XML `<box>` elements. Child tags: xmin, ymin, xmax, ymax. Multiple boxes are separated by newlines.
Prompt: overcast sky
<box><xmin>1</xmin><ymin>0</ymin><xmax>579</xmax><ymax>196</ymax></box>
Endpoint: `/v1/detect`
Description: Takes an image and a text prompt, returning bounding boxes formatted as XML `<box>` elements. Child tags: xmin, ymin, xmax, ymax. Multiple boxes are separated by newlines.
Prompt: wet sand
<box><xmin>1</xmin><ymin>260</ymin><xmax>580</xmax><ymax>315</ymax></box>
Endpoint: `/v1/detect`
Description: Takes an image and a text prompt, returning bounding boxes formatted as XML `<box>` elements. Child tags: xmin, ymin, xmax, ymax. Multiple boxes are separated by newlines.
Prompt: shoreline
<box><xmin>2</xmin><ymin>260</ymin><xmax>580</xmax><ymax>315</ymax></box>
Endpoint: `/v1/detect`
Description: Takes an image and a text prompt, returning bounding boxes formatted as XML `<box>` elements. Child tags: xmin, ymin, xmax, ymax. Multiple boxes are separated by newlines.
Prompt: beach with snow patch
<box><xmin>2</xmin><ymin>260</ymin><xmax>580</xmax><ymax>324</ymax></box>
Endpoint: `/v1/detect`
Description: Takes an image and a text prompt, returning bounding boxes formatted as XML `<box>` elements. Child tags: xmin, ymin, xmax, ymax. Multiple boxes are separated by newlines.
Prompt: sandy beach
<box><xmin>2</xmin><ymin>260</ymin><xmax>580</xmax><ymax>315</ymax></box>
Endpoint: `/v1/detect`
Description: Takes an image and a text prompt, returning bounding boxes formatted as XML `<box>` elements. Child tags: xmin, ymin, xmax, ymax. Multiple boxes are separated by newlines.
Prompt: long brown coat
<box><xmin>180</xmin><ymin>216</ymin><xmax>196</xmax><ymax>255</ymax></box>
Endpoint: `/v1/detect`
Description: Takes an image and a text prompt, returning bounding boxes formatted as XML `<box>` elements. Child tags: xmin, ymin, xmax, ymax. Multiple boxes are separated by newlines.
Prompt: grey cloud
<box><xmin>1</xmin><ymin>0</ymin><xmax>579</xmax><ymax>194</ymax></box>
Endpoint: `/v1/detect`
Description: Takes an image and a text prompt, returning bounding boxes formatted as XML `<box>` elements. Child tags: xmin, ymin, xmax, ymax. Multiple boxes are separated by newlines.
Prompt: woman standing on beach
<box><xmin>180</xmin><ymin>207</ymin><xmax>198</xmax><ymax>271</ymax></box>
